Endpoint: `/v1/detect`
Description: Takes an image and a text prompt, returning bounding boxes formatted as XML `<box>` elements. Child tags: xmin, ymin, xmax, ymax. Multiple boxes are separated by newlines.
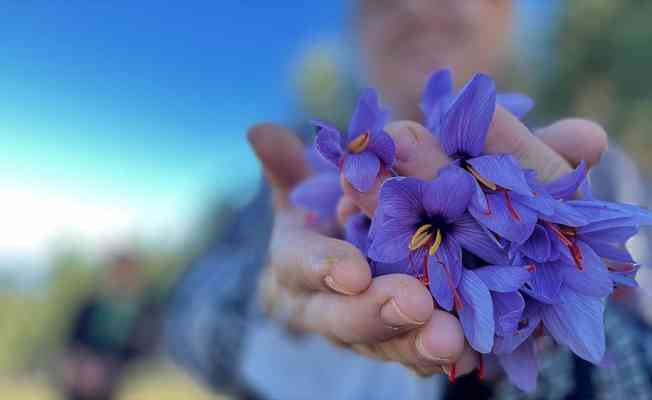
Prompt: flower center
<box><xmin>408</xmin><ymin>223</ymin><xmax>443</xmax><ymax>256</ymax></box>
<box><xmin>462</xmin><ymin>162</ymin><xmax>522</xmax><ymax>221</ymax></box>
<box><xmin>347</xmin><ymin>132</ymin><xmax>370</xmax><ymax>153</ymax></box>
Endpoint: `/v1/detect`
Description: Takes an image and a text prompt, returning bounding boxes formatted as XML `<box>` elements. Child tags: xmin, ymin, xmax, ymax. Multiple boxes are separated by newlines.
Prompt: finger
<box><xmin>301</xmin><ymin>274</ymin><xmax>434</xmax><ymax>343</ymax></box>
<box><xmin>271</xmin><ymin>216</ymin><xmax>371</xmax><ymax>295</ymax></box>
<box><xmin>535</xmin><ymin>118</ymin><xmax>608</xmax><ymax>168</ymax></box>
<box><xmin>248</xmin><ymin>123</ymin><xmax>310</xmax><ymax>209</ymax></box>
<box><xmin>343</xmin><ymin>121</ymin><xmax>449</xmax><ymax>216</ymax></box>
<box><xmin>441</xmin><ymin>344</ymin><xmax>479</xmax><ymax>380</ymax></box>
<box><xmin>336</xmin><ymin>196</ymin><xmax>360</xmax><ymax>228</ymax></box>
<box><xmin>372</xmin><ymin>309</ymin><xmax>466</xmax><ymax>375</ymax></box>
<box><xmin>484</xmin><ymin>106</ymin><xmax>573</xmax><ymax>182</ymax></box>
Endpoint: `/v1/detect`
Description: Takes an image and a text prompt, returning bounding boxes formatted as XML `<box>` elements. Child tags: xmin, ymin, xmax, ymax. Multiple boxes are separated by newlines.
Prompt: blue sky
<box><xmin>0</xmin><ymin>1</ymin><xmax>556</xmax><ymax>270</ymax></box>
<box><xmin>0</xmin><ymin>1</ymin><xmax>347</xmax><ymax>265</ymax></box>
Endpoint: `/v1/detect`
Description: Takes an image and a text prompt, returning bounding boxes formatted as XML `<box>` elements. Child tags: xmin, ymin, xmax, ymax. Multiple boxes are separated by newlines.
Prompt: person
<box><xmin>165</xmin><ymin>1</ymin><xmax>652</xmax><ymax>399</ymax></box>
<box><xmin>62</xmin><ymin>252</ymin><xmax>155</xmax><ymax>400</ymax></box>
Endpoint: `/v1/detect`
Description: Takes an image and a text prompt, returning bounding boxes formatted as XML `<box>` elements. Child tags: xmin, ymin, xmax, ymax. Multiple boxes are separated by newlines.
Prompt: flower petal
<box><xmin>467</xmin><ymin>154</ymin><xmax>532</xmax><ymax>196</ymax></box>
<box><xmin>559</xmin><ymin>241</ymin><xmax>613</xmax><ymax>297</ymax></box>
<box><xmin>289</xmin><ymin>173</ymin><xmax>342</xmax><ymax>223</ymax></box>
<box><xmin>469</xmin><ymin>192</ymin><xmax>538</xmax><ymax>244</ymax></box>
<box><xmin>519</xmin><ymin>224</ymin><xmax>552</xmax><ymax>263</ymax></box>
<box><xmin>493</xmin><ymin>291</ymin><xmax>526</xmax><ymax>335</ymax></box>
<box><xmin>522</xmin><ymin>262</ymin><xmax>563</xmax><ymax>304</ymax></box>
<box><xmin>451</xmin><ymin>213</ymin><xmax>509</xmax><ymax>265</ymax></box>
<box><xmin>440</xmin><ymin>73</ymin><xmax>496</xmax><ymax>158</ymax></box>
<box><xmin>497</xmin><ymin>339</ymin><xmax>538</xmax><ymax>393</ymax></box>
<box><xmin>431</xmin><ymin>236</ymin><xmax>463</xmax><ymax>289</ymax></box>
<box><xmin>377</xmin><ymin>177</ymin><xmax>424</xmax><ymax>222</ymax></box>
<box><xmin>540</xmin><ymin>201</ymin><xmax>588</xmax><ymax>227</ymax></box>
<box><xmin>423</xmin><ymin>165</ymin><xmax>475</xmax><ymax>220</ymax></box>
<box><xmin>305</xmin><ymin>145</ymin><xmax>337</xmax><ymax>174</ymax></box>
<box><xmin>367</xmin><ymin>128</ymin><xmax>396</xmax><ymax>167</ymax></box>
<box><xmin>458</xmin><ymin>269</ymin><xmax>494</xmax><ymax>353</ymax></box>
<box><xmin>474</xmin><ymin>265</ymin><xmax>531</xmax><ymax>293</ymax></box>
<box><xmin>347</xmin><ymin>88</ymin><xmax>389</xmax><ymax>141</ymax></box>
<box><xmin>609</xmin><ymin>262</ymin><xmax>640</xmax><ymax>288</ymax></box>
<box><xmin>313</xmin><ymin>120</ymin><xmax>343</xmax><ymax>166</ymax></box>
<box><xmin>427</xmin><ymin>258</ymin><xmax>454</xmax><ymax>311</ymax></box>
<box><xmin>494</xmin><ymin>300</ymin><xmax>542</xmax><ymax>354</ymax></box>
<box><xmin>544</xmin><ymin>161</ymin><xmax>587</xmax><ymax>200</ymax></box>
<box><xmin>496</xmin><ymin>93</ymin><xmax>535</xmax><ymax>119</ymax></box>
<box><xmin>420</xmin><ymin>68</ymin><xmax>454</xmax><ymax>133</ymax></box>
<box><xmin>367</xmin><ymin>217</ymin><xmax>414</xmax><ymax>264</ymax></box>
<box><xmin>542</xmin><ymin>287</ymin><xmax>605</xmax><ymax>364</ymax></box>
<box><xmin>343</xmin><ymin>151</ymin><xmax>380</xmax><ymax>192</ymax></box>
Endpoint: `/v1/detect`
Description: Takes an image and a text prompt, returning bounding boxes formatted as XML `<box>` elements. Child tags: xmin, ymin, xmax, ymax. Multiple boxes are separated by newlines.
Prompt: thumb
<box><xmin>248</xmin><ymin>123</ymin><xmax>310</xmax><ymax>209</ymax></box>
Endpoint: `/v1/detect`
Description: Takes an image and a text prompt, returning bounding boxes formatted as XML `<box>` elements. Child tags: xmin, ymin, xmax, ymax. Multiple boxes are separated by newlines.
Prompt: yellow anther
<box><xmin>466</xmin><ymin>165</ymin><xmax>497</xmax><ymax>191</ymax></box>
<box><xmin>429</xmin><ymin>229</ymin><xmax>443</xmax><ymax>256</ymax></box>
<box><xmin>347</xmin><ymin>132</ymin><xmax>370</xmax><ymax>153</ymax></box>
<box><xmin>409</xmin><ymin>224</ymin><xmax>433</xmax><ymax>251</ymax></box>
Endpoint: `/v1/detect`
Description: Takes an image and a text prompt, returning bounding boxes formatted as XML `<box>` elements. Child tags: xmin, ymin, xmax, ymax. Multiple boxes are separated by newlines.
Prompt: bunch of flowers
<box><xmin>291</xmin><ymin>69</ymin><xmax>651</xmax><ymax>392</ymax></box>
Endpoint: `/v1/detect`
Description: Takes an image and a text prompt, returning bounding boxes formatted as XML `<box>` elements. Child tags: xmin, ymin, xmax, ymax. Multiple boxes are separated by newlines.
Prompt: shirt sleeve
<box><xmin>164</xmin><ymin>184</ymin><xmax>273</xmax><ymax>395</ymax></box>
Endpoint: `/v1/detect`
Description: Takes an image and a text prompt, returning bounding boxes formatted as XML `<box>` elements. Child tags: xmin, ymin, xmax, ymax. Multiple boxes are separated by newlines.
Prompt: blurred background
<box><xmin>2</xmin><ymin>0</ymin><xmax>652</xmax><ymax>398</ymax></box>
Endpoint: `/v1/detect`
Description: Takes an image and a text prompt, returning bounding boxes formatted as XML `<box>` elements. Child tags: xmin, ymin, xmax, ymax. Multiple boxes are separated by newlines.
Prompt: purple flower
<box><xmin>420</xmin><ymin>68</ymin><xmax>534</xmax><ymax>134</ymax></box>
<box><xmin>314</xmin><ymin>88</ymin><xmax>395</xmax><ymax>192</ymax></box>
<box><xmin>367</xmin><ymin>166</ymin><xmax>513</xmax><ymax>352</ymax></box>
<box><xmin>431</xmin><ymin>73</ymin><xmax>539</xmax><ymax>244</ymax></box>
<box><xmin>345</xmin><ymin>212</ymin><xmax>371</xmax><ymax>254</ymax></box>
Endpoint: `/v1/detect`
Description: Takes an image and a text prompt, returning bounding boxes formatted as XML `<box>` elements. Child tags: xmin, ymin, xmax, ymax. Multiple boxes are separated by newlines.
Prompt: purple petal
<box><xmin>496</xmin><ymin>93</ymin><xmax>535</xmax><ymax>120</ymax></box>
<box><xmin>493</xmin><ymin>291</ymin><xmax>526</xmax><ymax>335</ymax></box>
<box><xmin>609</xmin><ymin>262</ymin><xmax>640</xmax><ymax>288</ymax></box>
<box><xmin>522</xmin><ymin>262</ymin><xmax>563</xmax><ymax>304</ymax></box>
<box><xmin>567</xmin><ymin>200</ymin><xmax>643</xmax><ymax>224</ymax></box>
<box><xmin>367</xmin><ymin>217</ymin><xmax>414</xmax><ymax>264</ymax></box>
<box><xmin>581</xmin><ymin>238</ymin><xmax>635</xmax><ymax>263</ymax></box>
<box><xmin>542</xmin><ymin>287</ymin><xmax>605</xmax><ymax>364</ymax></box>
<box><xmin>474</xmin><ymin>265</ymin><xmax>530</xmax><ymax>293</ymax></box>
<box><xmin>367</xmin><ymin>128</ymin><xmax>395</xmax><ymax>167</ymax></box>
<box><xmin>423</xmin><ymin>165</ymin><xmax>475</xmax><ymax>220</ymax></box>
<box><xmin>469</xmin><ymin>192</ymin><xmax>538</xmax><ymax>244</ymax></box>
<box><xmin>344</xmin><ymin>213</ymin><xmax>371</xmax><ymax>254</ymax></box>
<box><xmin>343</xmin><ymin>152</ymin><xmax>380</xmax><ymax>192</ymax></box>
<box><xmin>427</xmin><ymin>257</ymin><xmax>454</xmax><ymax>311</ymax></box>
<box><xmin>347</xmin><ymin>88</ymin><xmax>389</xmax><ymax>141</ymax></box>
<box><xmin>440</xmin><ymin>73</ymin><xmax>496</xmax><ymax>158</ymax></box>
<box><xmin>497</xmin><ymin>339</ymin><xmax>538</xmax><ymax>393</ymax></box>
<box><xmin>431</xmin><ymin>236</ymin><xmax>463</xmax><ymax>288</ymax></box>
<box><xmin>458</xmin><ymin>269</ymin><xmax>494</xmax><ymax>353</ymax></box>
<box><xmin>451</xmin><ymin>213</ymin><xmax>509</xmax><ymax>265</ymax></box>
<box><xmin>467</xmin><ymin>155</ymin><xmax>532</xmax><ymax>196</ymax></box>
<box><xmin>377</xmin><ymin>177</ymin><xmax>424</xmax><ymax>222</ymax></box>
<box><xmin>539</xmin><ymin>200</ymin><xmax>588</xmax><ymax>227</ymax></box>
<box><xmin>544</xmin><ymin>161</ymin><xmax>587</xmax><ymax>200</ymax></box>
<box><xmin>372</xmin><ymin>259</ymin><xmax>411</xmax><ymax>277</ymax></box>
<box><xmin>313</xmin><ymin>120</ymin><xmax>343</xmax><ymax>166</ymax></box>
<box><xmin>289</xmin><ymin>173</ymin><xmax>342</xmax><ymax>223</ymax></box>
<box><xmin>519</xmin><ymin>225</ymin><xmax>552</xmax><ymax>263</ymax></box>
<box><xmin>420</xmin><ymin>68</ymin><xmax>454</xmax><ymax>133</ymax></box>
<box><xmin>305</xmin><ymin>145</ymin><xmax>337</xmax><ymax>174</ymax></box>
<box><xmin>494</xmin><ymin>300</ymin><xmax>542</xmax><ymax>354</ymax></box>
<box><xmin>559</xmin><ymin>241</ymin><xmax>612</xmax><ymax>297</ymax></box>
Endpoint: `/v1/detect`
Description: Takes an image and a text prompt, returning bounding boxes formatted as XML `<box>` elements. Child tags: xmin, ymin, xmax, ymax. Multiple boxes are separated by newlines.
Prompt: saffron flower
<box><xmin>420</xmin><ymin>68</ymin><xmax>534</xmax><ymax>134</ymax></box>
<box><xmin>314</xmin><ymin>88</ymin><xmax>396</xmax><ymax>192</ymax></box>
<box><xmin>367</xmin><ymin>166</ymin><xmax>515</xmax><ymax>352</ymax></box>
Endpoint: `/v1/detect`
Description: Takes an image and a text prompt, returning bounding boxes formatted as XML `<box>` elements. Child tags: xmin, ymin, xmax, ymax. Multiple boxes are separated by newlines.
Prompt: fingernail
<box><xmin>380</xmin><ymin>298</ymin><xmax>425</xmax><ymax>328</ymax></box>
<box><xmin>323</xmin><ymin>275</ymin><xmax>356</xmax><ymax>295</ymax></box>
<box><xmin>394</xmin><ymin>126</ymin><xmax>419</xmax><ymax>163</ymax></box>
<box><xmin>416</xmin><ymin>334</ymin><xmax>450</xmax><ymax>363</ymax></box>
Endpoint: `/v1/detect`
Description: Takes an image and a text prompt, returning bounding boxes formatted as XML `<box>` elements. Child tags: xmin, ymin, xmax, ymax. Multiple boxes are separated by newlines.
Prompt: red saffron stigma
<box><xmin>477</xmin><ymin>354</ymin><xmax>485</xmax><ymax>380</ymax></box>
<box><xmin>545</xmin><ymin>222</ymin><xmax>583</xmax><ymax>270</ymax></box>
<box><xmin>304</xmin><ymin>212</ymin><xmax>318</xmax><ymax>226</ymax></box>
<box><xmin>420</xmin><ymin>255</ymin><xmax>430</xmax><ymax>286</ymax></box>
<box><xmin>526</xmin><ymin>264</ymin><xmax>536</xmax><ymax>273</ymax></box>
<box><xmin>501</xmin><ymin>190</ymin><xmax>522</xmax><ymax>222</ymax></box>
<box><xmin>483</xmin><ymin>191</ymin><xmax>492</xmax><ymax>215</ymax></box>
<box><xmin>437</xmin><ymin>254</ymin><xmax>463</xmax><ymax>310</ymax></box>
<box><xmin>534</xmin><ymin>322</ymin><xmax>545</xmax><ymax>338</ymax></box>
<box><xmin>448</xmin><ymin>363</ymin><xmax>457</xmax><ymax>383</ymax></box>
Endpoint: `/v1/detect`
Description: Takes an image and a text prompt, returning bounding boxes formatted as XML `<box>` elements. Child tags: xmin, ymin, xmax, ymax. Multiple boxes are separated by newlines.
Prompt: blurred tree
<box><xmin>534</xmin><ymin>0</ymin><xmax>652</xmax><ymax>172</ymax></box>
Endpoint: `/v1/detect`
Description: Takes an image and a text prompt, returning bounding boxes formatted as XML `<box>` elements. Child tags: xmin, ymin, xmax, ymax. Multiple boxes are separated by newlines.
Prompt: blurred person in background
<box><xmin>166</xmin><ymin>1</ymin><xmax>652</xmax><ymax>399</ymax></box>
<box><xmin>62</xmin><ymin>251</ymin><xmax>157</xmax><ymax>400</ymax></box>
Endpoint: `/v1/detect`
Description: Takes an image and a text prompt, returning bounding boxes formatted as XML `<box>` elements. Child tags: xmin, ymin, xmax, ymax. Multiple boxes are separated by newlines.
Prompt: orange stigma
<box><xmin>347</xmin><ymin>132</ymin><xmax>370</xmax><ymax>153</ymax></box>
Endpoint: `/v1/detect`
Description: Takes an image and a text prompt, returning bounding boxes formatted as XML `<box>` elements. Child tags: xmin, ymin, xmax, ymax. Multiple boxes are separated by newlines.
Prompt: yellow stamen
<box><xmin>429</xmin><ymin>229</ymin><xmax>443</xmax><ymax>256</ymax></box>
<box><xmin>409</xmin><ymin>224</ymin><xmax>432</xmax><ymax>250</ymax></box>
<box><xmin>347</xmin><ymin>132</ymin><xmax>370</xmax><ymax>153</ymax></box>
<box><xmin>466</xmin><ymin>165</ymin><xmax>497</xmax><ymax>191</ymax></box>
